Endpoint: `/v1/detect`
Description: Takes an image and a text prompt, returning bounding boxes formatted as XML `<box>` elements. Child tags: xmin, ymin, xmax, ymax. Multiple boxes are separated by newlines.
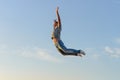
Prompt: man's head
<box><xmin>53</xmin><ymin>20</ymin><xmax>58</xmax><ymax>27</ymax></box>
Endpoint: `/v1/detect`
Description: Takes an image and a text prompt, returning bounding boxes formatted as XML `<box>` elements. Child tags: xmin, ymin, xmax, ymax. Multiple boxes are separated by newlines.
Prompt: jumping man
<box><xmin>51</xmin><ymin>7</ymin><xmax>85</xmax><ymax>57</ymax></box>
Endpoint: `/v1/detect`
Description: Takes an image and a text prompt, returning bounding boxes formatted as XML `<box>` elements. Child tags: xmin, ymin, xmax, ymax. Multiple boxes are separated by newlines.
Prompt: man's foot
<box><xmin>77</xmin><ymin>50</ymin><xmax>86</xmax><ymax>57</ymax></box>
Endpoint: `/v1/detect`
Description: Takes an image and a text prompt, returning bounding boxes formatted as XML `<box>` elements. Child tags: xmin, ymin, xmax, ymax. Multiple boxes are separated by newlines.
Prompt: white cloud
<box><xmin>0</xmin><ymin>45</ymin><xmax>62</xmax><ymax>63</ymax></box>
<box><xmin>104</xmin><ymin>46</ymin><xmax>114</xmax><ymax>54</ymax></box>
<box><xmin>19</xmin><ymin>48</ymin><xmax>62</xmax><ymax>63</ymax></box>
<box><xmin>104</xmin><ymin>46</ymin><xmax>120</xmax><ymax>58</ymax></box>
<box><xmin>35</xmin><ymin>48</ymin><xmax>62</xmax><ymax>62</ymax></box>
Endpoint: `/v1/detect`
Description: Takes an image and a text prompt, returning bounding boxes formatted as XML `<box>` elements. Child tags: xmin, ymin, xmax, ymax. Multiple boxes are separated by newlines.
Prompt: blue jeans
<box><xmin>55</xmin><ymin>40</ymin><xmax>80</xmax><ymax>56</ymax></box>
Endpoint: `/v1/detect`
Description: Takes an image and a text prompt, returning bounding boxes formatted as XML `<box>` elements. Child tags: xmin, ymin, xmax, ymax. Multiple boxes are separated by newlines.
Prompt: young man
<box><xmin>51</xmin><ymin>7</ymin><xmax>85</xmax><ymax>57</ymax></box>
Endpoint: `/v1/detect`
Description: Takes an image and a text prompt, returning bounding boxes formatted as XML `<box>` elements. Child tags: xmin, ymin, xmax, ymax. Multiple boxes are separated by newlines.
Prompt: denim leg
<box><xmin>57</xmin><ymin>40</ymin><xmax>80</xmax><ymax>55</ymax></box>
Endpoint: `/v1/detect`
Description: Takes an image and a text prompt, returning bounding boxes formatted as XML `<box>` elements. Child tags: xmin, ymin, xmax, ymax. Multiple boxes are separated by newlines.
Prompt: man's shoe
<box><xmin>77</xmin><ymin>50</ymin><xmax>85</xmax><ymax>57</ymax></box>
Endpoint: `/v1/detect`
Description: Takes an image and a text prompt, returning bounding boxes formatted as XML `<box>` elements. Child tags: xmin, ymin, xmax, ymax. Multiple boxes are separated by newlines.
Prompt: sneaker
<box><xmin>77</xmin><ymin>53</ymin><xmax>82</xmax><ymax>57</ymax></box>
<box><xmin>77</xmin><ymin>50</ymin><xmax>85</xmax><ymax>57</ymax></box>
<box><xmin>80</xmin><ymin>50</ymin><xmax>86</xmax><ymax>55</ymax></box>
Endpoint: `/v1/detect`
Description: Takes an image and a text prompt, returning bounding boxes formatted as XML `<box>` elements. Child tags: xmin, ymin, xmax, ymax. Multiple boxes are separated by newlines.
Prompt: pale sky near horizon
<box><xmin>0</xmin><ymin>0</ymin><xmax>120</xmax><ymax>80</ymax></box>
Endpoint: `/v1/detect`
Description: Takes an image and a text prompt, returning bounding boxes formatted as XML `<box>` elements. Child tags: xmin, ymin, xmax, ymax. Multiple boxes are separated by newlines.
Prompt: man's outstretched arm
<box><xmin>56</xmin><ymin>7</ymin><xmax>61</xmax><ymax>27</ymax></box>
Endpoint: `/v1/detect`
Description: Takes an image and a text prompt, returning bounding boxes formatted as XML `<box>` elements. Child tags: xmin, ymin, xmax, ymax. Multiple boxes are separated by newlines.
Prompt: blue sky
<box><xmin>0</xmin><ymin>0</ymin><xmax>120</xmax><ymax>80</ymax></box>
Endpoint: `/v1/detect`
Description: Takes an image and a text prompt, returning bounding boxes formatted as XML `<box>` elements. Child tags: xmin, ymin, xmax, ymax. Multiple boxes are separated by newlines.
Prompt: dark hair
<box><xmin>54</xmin><ymin>19</ymin><xmax>57</xmax><ymax>22</ymax></box>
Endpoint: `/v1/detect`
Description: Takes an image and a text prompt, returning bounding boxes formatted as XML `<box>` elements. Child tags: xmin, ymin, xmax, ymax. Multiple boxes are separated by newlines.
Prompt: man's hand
<box><xmin>56</xmin><ymin>6</ymin><xmax>61</xmax><ymax>27</ymax></box>
<box><xmin>56</xmin><ymin>7</ymin><xmax>59</xmax><ymax>12</ymax></box>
